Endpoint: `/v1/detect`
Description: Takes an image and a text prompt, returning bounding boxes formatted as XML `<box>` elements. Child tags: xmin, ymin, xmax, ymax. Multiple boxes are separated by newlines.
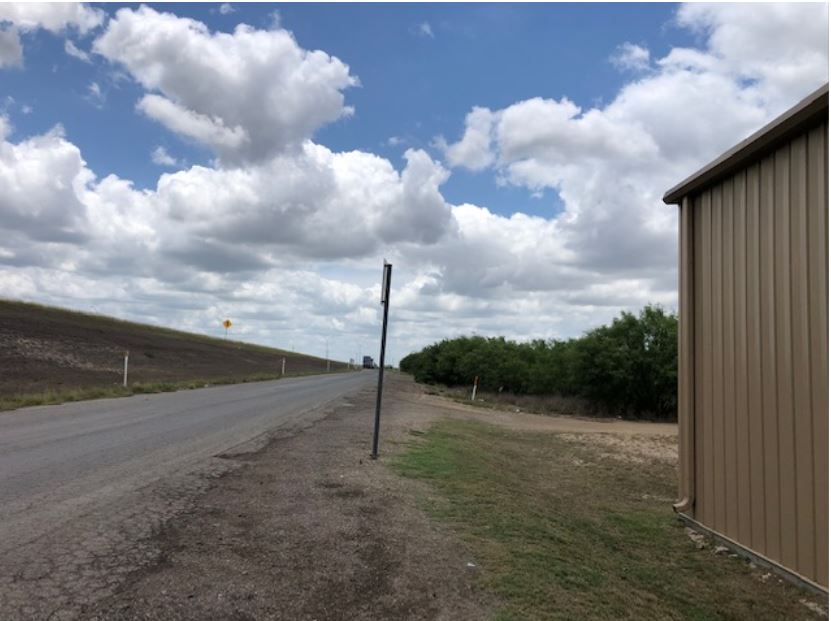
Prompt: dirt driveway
<box><xmin>71</xmin><ymin>374</ymin><xmax>675</xmax><ymax>620</ymax></box>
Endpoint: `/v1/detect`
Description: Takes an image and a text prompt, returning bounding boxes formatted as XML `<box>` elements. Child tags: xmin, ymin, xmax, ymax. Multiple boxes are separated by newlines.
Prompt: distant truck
<box><xmin>362</xmin><ymin>356</ymin><xmax>375</xmax><ymax>369</ymax></box>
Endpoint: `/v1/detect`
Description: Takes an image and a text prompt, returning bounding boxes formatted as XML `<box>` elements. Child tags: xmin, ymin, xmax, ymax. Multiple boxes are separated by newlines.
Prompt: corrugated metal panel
<box><xmin>683</xmin><ymin>119</ymin><xmax>828</xmax><ymax>587</ymax></box>
<box><xmin>759</xmin><ymin>151</ymin><xmax>781</xmax><ymax>561</ymax></box>
<box><xmin>733</xmin><ymin>169</ymin><xmax>751</xmax><ymax>547</ymax></box>
<box><xmin>806</xmin><ymin>122</ymin><xmax>828</xmax><ymax>587</ymax></box>
<box><xmin>773</xmin><ymin>140</ymin><xmax>798</xmax><ymax>572</ymax></box>
<box><xmin>675</xmin><ymin>196</ymin><xmax>694</xmax><ymax>512</ymax></box>
<box><xmin>745</xmin><ymin>161</ymin><xmax>766</xmax><ymax>553</ymax></box>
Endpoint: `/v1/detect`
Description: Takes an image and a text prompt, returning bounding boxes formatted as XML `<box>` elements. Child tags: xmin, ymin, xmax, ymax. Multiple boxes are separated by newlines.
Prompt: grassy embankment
<box><xmin>393</xmin><ymin>419</ymin><xmax>825</xmax><ymax>620</ymax></box>
<box><xmin>0</xmin><ymin>298</ymin><xmax>353</xmax><ymax>411</ymax></box>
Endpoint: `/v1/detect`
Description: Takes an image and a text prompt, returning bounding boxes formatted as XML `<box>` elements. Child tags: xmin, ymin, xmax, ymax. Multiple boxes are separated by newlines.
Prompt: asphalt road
<box><xmin>0</xmin><ymin>370</ymin><xmax>375</xmax><ymax>619</ymax></box>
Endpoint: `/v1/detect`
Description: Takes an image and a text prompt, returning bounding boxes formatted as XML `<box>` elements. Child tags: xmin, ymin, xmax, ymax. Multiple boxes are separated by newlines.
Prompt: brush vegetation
<box><xmin>400</xmin><ymin>305</ymin><xmax>677</xmax><ymax>420</ymax></box>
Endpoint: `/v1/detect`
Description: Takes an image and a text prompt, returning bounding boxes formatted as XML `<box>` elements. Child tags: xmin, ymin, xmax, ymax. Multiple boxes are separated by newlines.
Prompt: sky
<box><xmin>0</xmin><ymin>2</ymin><xmax>828</xmax><ymax>365</ymax></box>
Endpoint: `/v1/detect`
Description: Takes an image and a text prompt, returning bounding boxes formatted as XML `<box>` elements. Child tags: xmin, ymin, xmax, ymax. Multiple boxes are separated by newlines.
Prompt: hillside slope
<box><xmin>0</xmin><ymin>299</ymin><xmax>349</xmax><ymax>400</ymax></box>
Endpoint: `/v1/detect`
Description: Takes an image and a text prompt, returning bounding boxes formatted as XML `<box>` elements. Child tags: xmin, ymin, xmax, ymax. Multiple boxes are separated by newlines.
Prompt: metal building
<box><xmin>664</xmin><ymin>83</ymin><xmax>828</xmax><ymax>590</ymax></box>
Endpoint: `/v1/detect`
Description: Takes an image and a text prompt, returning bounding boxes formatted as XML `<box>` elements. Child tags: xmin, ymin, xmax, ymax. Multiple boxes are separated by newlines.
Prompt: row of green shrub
<box><xmin>399</xmin><ymin>305</ymin><xmax>678</xmax><ymax>420</ymax></box>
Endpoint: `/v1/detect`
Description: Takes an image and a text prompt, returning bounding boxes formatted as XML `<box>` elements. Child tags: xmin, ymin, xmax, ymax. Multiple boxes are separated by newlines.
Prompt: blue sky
<box><xmin>0</xmin><ymin>3</ymin><xmax>826</xmax><ymax>363</ymax></box>
<box><xmin>3</xmin><ymin>3</ymin><xmax>694</xmax><ymax>218</ymax></box>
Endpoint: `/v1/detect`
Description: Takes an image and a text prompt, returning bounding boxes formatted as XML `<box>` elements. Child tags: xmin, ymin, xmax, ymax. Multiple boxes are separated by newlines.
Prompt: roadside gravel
<box><xmin>82</xmin><ymin>374</ymin><xmax>494</xmax><ymax>620</ymax></box>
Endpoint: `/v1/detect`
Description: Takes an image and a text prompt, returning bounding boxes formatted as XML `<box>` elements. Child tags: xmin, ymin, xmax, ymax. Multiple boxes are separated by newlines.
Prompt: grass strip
<box><xmin>392</xmin><ymin>419</ymin><xmax>824</xmax><ymax>620</ymax></box>
<box><xmin>0</xmin><ymin>370</ymin><xmax>350</xmax><ymax>412</ymax></box>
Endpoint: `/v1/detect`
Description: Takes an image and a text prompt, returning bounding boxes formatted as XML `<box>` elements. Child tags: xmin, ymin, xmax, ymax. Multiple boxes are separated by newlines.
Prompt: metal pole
<box><xmin>371</xmin><ymin>262</ymin><xmax>392</xmax><ymax>459</ymax></box>
<box><xmin>123</xmin><ymin>351</ymin><xmax>129</xmax><ymax>388</ymax></box>
<box><xmin>282</xmin><ymin>357</ymin><xmax>286</xmax><ymax>376</ymax></box>
<box><xmin>471</xmin><ymin>375</ymin><xmax>478</xmax><ymax>401</ymax></box>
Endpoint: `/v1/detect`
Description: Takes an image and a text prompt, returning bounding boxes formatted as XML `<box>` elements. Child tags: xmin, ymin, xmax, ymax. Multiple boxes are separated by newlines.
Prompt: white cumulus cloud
<box><xmin>64</xmin><ymin>39</ymin><xmax>91</xmax><ymax>63</ymax></box>
<box><xmin>151</xmin><ymin>146</ymin><xmax>178</xmax><ymax>167</ymax></box>
<box><xmin>93</xmin><ymin>6</ymin><xmax>358</xmax><ymax>164</ymax></box>
<box><xmin>0</xmin><ymin>27</ymin><xmax>22</xmax><ymax>68</ymax></box>
<box><xmin>137</xmin><ymin>94</ymin><xmax>247</xmax><ymax>152</ymax></box>
<box><xmin>0</xmin><ymin>3</ymin><xmax>826</xmax><ymax>363</ymax></box>
<box><xmin>611</xmin><ymin>42</ymin><xmax>650</xmax><ymax>72</ymax></box>
<box><xmin>0</xmin><ymin>3</ymin><xmax>104</xmax><ymax>34</ymax></box>
<box><xmin>439</xmin><ymin>2</ymin><xmax>828</xmax><ymax>296</ymax></box>
<box><xmin>0</xmin><ymin>2</ymin><xmax>104</xmax><ymax>67</ymax></box>
<box><xmin>435</xmin><ymin>107</ymin><xmax>496</xmax><ymax>171</ymax></box>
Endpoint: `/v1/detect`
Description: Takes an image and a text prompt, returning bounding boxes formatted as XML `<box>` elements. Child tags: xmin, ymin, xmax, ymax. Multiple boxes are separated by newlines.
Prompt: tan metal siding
<box><xmin>759</xmin><ymin>152</ymin><xmax>781</xmax><ymax>562</ymax></box>
<box><xmin>774</xmin><ymin>141</ymin><xmax>798</xmax><ymax>572</ymax></box>
<box><xmin>685</xmin><ymin>120</ymin><xmax>828</xmax><ymax>587</ymax></box>
<box><xmin>676</xmin><ymin>196</ymin><xmax>695</xmax><ymax>511</ymax></box>
<box><xmin>693</xmin><ymin>192</ymin><xmax>714</xmax><ymax>527</ymax></box>
<box><xmin>807</xmin><ymin>121</ymin><xmax>828</xmax><ymax>587</ymax></box>
<box><xmin>712</xmin><ymin>184</ymin><xmax>726</xmax><ymax>534</ymax></box>
<box><xmin>790</xmin><ymin>133</ymin><xmax>814</xmax><ymax>579</ymax></box>
<box><xmin>723</xmin><ymin>176</ymin><xmax>739</xmax><ymax>541</ymax></box>
<box><xmin>745</xmin><ymin>161</ymin><xmax>766</xmax><ymax>553</ymax></box>
<box><xmin>733</xmin><ymin>170</ymin><xmax>751</xmax><ymax>547</ymax></box>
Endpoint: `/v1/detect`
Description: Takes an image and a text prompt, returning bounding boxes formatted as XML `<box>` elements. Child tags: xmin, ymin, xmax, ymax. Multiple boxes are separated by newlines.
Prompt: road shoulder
<box><xmin>83</xmin><ymin>374</ymin><xmax>494</xmax><ymax>620</ymax></box>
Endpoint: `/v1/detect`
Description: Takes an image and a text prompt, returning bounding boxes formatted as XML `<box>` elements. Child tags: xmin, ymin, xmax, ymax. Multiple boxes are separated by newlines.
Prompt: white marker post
<box><xmin>123</xmin><ymin>351</ymin><xmax>129</xmax><ymax>387</ymax></box>
<box><xmin>471</xmin><ymin>375</ymin><xmax>479</xmax><ymax>402</ymax></box>
<box><xmin>282</xmin><ymin>357</ymin><xmax>286</xmax><ymax>376</ymax></box>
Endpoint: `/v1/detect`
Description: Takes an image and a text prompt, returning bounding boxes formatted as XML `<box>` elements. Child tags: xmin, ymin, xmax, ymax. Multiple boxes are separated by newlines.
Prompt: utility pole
<box><xmin>371</xmin><ymin>261</ymin><xmax>392</xmax><ymax>460</ymax></box>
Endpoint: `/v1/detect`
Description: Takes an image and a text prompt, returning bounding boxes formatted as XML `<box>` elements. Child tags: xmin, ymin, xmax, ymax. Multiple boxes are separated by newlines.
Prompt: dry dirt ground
<box><xmin>0</xmin><ymin>300</ymin><xmax>344</xmax><ymax>399</ymax></box>
<box><xmin>78</xmin><ymin>374</ymin><xmax>491</xmax><ymax>620</ymax></box>
<box><xmin>61</xmin><ymin>374</ymin><xmax>676</xmax><ymax>621</ymax></box>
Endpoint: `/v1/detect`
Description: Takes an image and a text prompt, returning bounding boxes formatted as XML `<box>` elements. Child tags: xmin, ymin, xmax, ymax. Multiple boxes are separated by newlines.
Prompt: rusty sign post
<box><xmin>371</xmin><ymin>261</ymin><xmax>392</xmax><ymax>460</ymax></box>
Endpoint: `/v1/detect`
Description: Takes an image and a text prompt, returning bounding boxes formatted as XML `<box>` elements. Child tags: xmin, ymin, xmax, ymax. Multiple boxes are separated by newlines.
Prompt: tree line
<box><xmin>399</xmin><ymin>305</ymin><xmax>678</xmax><ymax>420</ymax></box>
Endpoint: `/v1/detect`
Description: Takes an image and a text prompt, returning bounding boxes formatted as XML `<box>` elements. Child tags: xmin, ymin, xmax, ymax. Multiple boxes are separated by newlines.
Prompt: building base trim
<box><xmin>677</xmin><ymin>513</ymin><xmax>828</xmax><ymax>597</ymax></box>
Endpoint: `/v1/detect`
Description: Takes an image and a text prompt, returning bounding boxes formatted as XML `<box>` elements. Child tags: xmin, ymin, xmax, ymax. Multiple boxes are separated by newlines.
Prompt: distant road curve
<box><xmin>0</xmin><ymin>370</ymin><xmax>375</xmax><ymax>619</ymax></box>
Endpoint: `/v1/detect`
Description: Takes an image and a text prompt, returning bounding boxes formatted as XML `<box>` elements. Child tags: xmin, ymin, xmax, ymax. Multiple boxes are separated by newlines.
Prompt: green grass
<box><xmin>393</xmin><ymin>420</ymin><xmax>826</xmax><ymax>620</ymax></box>
<box><xmin>0</xmin><ymin>371</ymin><xmax>333</xmax><ymax>412</ymax></box>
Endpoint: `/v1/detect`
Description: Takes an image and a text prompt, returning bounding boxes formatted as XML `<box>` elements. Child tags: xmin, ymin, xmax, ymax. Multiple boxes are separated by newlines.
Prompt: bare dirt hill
<box><xmin>0</xmin><ymin>299</ymin><xmax>348</xmax><ymax>400</ymax></box>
